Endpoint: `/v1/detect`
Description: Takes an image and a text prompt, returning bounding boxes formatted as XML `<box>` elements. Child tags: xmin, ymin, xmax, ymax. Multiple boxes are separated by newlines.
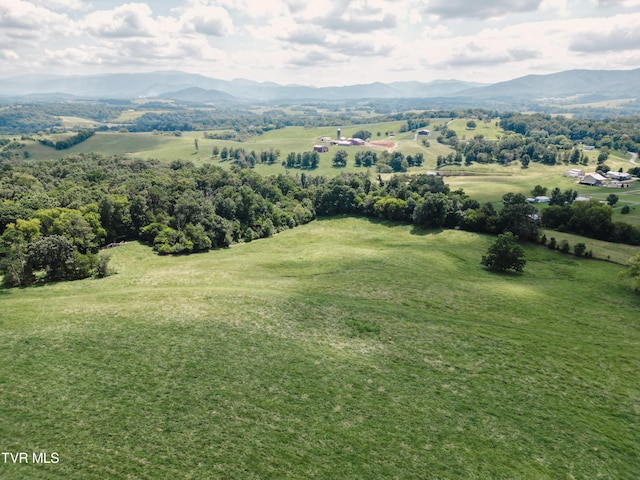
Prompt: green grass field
<box><xmin>447</xmin><ymin>118</ymin><xmax>504</xmax><ymax>140</ymax></box>
<box><xmin>539</xmin><ymin>228</ymin><xmax>640</xmax><ymax>264</ymax></box>
<box><xmin>1</xmin><ymin>217</ymin><xmax>638</xmax><ymax>479</ymax></box>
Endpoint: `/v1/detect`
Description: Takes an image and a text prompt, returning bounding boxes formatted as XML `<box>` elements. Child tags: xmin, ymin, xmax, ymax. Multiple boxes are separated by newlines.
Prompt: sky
<box><xmin>1</xmin><ymin>0</ymin><xmax>639</xmax><ymax>86</ymax></box>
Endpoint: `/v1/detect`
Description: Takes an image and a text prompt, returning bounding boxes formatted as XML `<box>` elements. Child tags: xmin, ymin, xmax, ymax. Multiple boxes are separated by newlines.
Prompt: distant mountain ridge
<box><xmin>0</xmin><ymin>68</ymin><xmax>638</xmax><ymax>104</ymax></box>
<box><xmin>458</xmin><ymin>68</ymin><xmax>640</xmax><ymax>101</ymax></box>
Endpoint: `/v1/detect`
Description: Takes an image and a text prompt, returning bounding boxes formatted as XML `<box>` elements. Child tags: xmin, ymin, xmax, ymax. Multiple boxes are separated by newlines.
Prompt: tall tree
<box><xmin>332</xmin><ymin>150</ymin><xmax>348</xmax><ymax>167</ymax></box>
<box><xmin>499</xmin><ymin>193</ymin><xmax>539</xmax><ymax>241</ymax></box>
<box><xmin>481</xmin><ymin>232</ymin><xmax>526</xmax><ymax>273</ymax></box>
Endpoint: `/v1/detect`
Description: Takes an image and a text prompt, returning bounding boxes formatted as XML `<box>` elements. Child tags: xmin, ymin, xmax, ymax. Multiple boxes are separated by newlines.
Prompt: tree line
<box><xmin>38</xmin><ymin>130</ymin><xmax>95</xmax><ymax>150</ymax></box>
<box><xmin>1</xmin><ymin>152</ymin><xmax>639</xmax><ymax>288</ymax></box>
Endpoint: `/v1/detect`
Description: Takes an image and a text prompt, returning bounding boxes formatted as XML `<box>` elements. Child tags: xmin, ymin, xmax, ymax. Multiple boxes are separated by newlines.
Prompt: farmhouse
<box><xmin>313</xmin><ymin>145</ymin><xmax>328</xmax><ymax>153</ymax></box>
<box><xmin>580</xmin><ymin>173</ymin><xmax>606</xmax><ymax>186</ymax></box>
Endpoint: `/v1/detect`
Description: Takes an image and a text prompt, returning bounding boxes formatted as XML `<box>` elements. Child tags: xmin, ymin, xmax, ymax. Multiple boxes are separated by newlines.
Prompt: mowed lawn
<box><xmin>1</xmin><ymin>217</ymin><xmax>639</xmax><ymax>479</ymax></box>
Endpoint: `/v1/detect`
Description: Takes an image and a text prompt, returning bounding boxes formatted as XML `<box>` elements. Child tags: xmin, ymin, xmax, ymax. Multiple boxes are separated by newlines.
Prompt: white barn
<box><xmin>580</xmin><ymin>173</ymin><xmax>606</xmax><ymax>186</ymax></box>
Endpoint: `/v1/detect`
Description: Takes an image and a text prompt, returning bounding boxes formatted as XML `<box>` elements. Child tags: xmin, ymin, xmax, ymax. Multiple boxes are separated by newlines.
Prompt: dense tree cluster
<box><xmin>215</xmin><ymin>146</ymin><xmax>281</xmax><ymax>169</ymax></box>
<box><xmin>402</xmin><ymin>117</ymin><xmax>430</xmax><ymax>132</ymax></box>
<box><xmin>37</xmin><ymin>103</ymin><xmax>124</xmax><ymax>123</ymax></box>
<box><xmin>285</xmin><ymin>151</ymin><xmax>320</xmax><ymax>169</ymax></box>
<box><xmin>500</xmin><ymin>113</ymin><xmax>640</xmax><ymax>153</ymax></box>
<box><xmin>0</xmin><ymin>209</ymin><xmax>109</xmax><ymax>287</ymax></box>
<box><xmin>375</xmin><ymin>151</ymin><xmax>424</xmax><ymax>173</ymax></box>
<box><xmin>542</xmin><ymin>198</ymin><xmax>640</xmax><ymax>244</ymax></box>
<box><xmin>352</xmin><ymin>130</ymin><xmax>372</xmax><ymax>140</ymax></box>
<box><xmin>432</xmin><ymin>113</ymin><xmax>640</xmax><ymax>169</ymax></box>
<box><xmin>354</xmin><ymin>150</ymin><xmax>378</xmax><ymax>168</ymax></box>
<box><xmin>0</xmin><ymin>106</ymin><xmax>63</xmax><ymax>134</ymax></box>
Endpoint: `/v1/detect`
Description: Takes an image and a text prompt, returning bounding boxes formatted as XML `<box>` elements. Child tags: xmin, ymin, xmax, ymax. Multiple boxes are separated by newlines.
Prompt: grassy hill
<box><xmin>1</xmin><ymin>217</ymin><xmax>638</xmax><ymax>479</ymax></box>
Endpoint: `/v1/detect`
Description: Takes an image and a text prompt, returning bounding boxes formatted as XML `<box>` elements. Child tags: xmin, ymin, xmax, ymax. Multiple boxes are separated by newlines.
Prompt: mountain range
<box><xmin>0</xmin><ymin>68</ymin><xmax>638</xmax><ymax>105</ymax></box>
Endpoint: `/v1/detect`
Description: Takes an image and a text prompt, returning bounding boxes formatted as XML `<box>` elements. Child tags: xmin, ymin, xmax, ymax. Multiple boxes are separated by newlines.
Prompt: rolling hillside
<box><xmin>1</xmin><ymin>217</ymin><xmax>639</xmax><ymax>478</ymax></box>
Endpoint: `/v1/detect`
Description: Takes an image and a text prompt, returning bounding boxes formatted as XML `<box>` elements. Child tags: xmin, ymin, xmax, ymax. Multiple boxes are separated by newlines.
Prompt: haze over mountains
<box><xmin>0</xmin><ymin>68</ymin><xmax>638</xmax><ymax>105</ymax></box>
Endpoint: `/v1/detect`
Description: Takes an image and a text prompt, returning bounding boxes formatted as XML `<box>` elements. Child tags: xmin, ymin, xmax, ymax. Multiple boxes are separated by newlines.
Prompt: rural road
<box><xmin>630</xmin><ymin>152</ymin><xmax>638</xmax><ymax>165</ymax></box>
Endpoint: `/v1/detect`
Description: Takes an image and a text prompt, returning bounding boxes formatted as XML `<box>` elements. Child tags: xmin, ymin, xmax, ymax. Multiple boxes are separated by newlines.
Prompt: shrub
<box><xmin>95</xmin><ymin>252</ymin><xmax>113</xmax><ymax>278</ymax></box>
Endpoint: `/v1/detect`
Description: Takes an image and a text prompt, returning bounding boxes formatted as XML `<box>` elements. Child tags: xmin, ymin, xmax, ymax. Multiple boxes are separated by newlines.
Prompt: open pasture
<box><xmin>447</xmin><ymin>118</ymin><xmax>504</xmax><ymax>140</ymax></box>
<box><xmin>1</xmin><ymin>217</ymin><xmax>638</xmax><ymax>479</ymax></box>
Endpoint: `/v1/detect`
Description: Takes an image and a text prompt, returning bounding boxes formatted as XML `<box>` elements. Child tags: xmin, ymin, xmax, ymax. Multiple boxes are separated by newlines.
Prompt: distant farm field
<box><xmin>1</xmin><ymin>217</ymin><xmax>639</xmax><ymax>479</ymax></box>
<box><xmin>12</xmin><ymin>124</ymin><xmax>640</xmax><ymax>216</ymax></box>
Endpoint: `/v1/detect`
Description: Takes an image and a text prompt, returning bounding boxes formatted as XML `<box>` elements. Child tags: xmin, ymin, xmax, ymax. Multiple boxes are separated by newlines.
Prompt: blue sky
<box><xmin>1</xmin><ymin>0</ymin><xmax>639</xmax><ymax>86</ymax></box>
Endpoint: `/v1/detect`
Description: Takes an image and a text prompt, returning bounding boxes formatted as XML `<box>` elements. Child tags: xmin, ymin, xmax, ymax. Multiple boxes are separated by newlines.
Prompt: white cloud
<box><xmin>29</xmin><ymin>0</ymin><xmax>83</xmax><ymax>10</ymax></box>
<box><xmin>596</xmin><ymin>0</ymin><xmax>640</xmax><ymax>8</ymax></box>
<box><xmin>44</xmin><ymin>36</ymin><xmax>228</xmax><ymax>70</ymax></box>
<box><xmin>180</xmin><ymin>5</ymin><xmax>235</xmax><ymax>36</ymax></box>
<box><xmin>289</xmin><ymin>50</ymin><xmax>343</xmax><ymax>67</ymax></box>
<box><xmin>83</xmin><ymin>3</ymin><xmax>160</xmax><ymax>38</ymax></box>
<box><xmin>569</xmin><ymin>13</ymin><xmax>640</xmax><ymax>52</ymax></box>
<box><xmin>1</xmin><ymin>0</ymin><xmax>639</xmax><ymax>85</ymax></box>
<box><xmin>0</xmin><ymin>0</ymin><xmax>73</xmax><ymax>32</ymax></box>
<box><xmin>413</xmin><ymin>12</ymin><xmax>640</xmax><ymax>82</ymax></box>
<box><xmin>285</xmin><ymin>27</ymin><xmax>327</xmax><ymax>46</ymax></box>
<box><xmin>45</xmin><ymin>46</ymin><xmax>105</xmax><ymax>67</ymax></box>
<box><xmin>313</xmin><ymin>12</ymin><xmax>397</xmax><ymax>33</ymax></box>
<box><xmin>0</xmin><ymin>49</ymin><xmax>20</xmax><ymax>60</ymax></box>
<box><xmin>540</xmin><ymin>0</ymin><xmax>570</xmax><ymax>16</ymax></box>
<box><xmin>423</xmin><ymin>0</ymin><xmax>543</xmax><ymax>20</ymax></box>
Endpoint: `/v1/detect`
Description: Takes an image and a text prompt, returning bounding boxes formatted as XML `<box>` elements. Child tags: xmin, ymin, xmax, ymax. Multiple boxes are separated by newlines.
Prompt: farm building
<box><xmin>527</xmin><ymin>196</ymin><xmax>551</xmax><ymax>203</ymax></box>
<box><xmin>418</xmin><ymin>129</ymin><xmax>431</xmax><ymax>135</ymax></box>
<box><xmin>313</xmin><ymin>145</ymin><xmax>329</xmax><ymax>153</ymax></box>
<box><xmin>320</xmin><ymin>136</ymin><xmax>331</xmax><ymax>142</ymax></box>
<box><xmin>565</xmin><ymin>168</ymin><xmax>584</xmax><ymax>178</ymax></box>
<box><xmin>580</xmin><ymin>173</ymin><xmax>606</xmax><ymax>186</ymax></box>
<box><xmin>582</xmin><ymin>145</ymin><xmax>596</xmax><ymax>151</ymax></box>
<box><xmin>349</xmin><ymin>138</ymin><xmax>365</xmax><ymax>146</ymax></box>
<box><xmin>606</xmin><ymin>171</ymin><xmax>632</xmax><ymax>181</ymax></box>
<box><xmin>336</xmin><ymin>140</ymin><xmax>352</xmax><ymax>147</ymax></box>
